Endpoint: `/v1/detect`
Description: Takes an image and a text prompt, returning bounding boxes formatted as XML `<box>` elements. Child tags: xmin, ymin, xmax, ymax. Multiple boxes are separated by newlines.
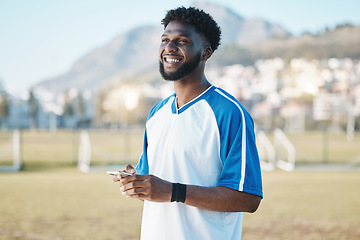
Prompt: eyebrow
<box><xmin>161</xmin><ymin>33</ymin><xmax>192</xmax><ymax>38</ymax></box>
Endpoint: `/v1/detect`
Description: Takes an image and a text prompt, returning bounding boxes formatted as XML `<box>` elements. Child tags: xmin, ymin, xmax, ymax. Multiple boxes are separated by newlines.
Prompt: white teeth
<box><xmin>166</xmin><ymin>58</ymin><xmax>181</xmax><ymax>63</ymax></box>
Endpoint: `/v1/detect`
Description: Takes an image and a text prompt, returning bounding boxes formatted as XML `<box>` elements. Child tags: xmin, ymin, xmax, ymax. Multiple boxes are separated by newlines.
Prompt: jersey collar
<box><xmin>171</xmin><ymin>85</ymin><xmax>215</xmax><ymax>114</ymax></box>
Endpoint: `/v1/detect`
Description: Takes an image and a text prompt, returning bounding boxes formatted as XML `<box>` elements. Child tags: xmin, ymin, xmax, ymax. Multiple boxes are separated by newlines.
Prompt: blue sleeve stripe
<box><xmin>214</xmin><ymin>88</ymin><xmax>247</xmax><ymax>192</ymax></box>
<box><xmin>136</xmin><ymin>128</ymin><xmax>149</xmax><ymax>175</ymax></box>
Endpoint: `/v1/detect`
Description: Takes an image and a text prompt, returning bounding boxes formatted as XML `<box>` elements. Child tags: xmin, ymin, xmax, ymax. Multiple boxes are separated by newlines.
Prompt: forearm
<box><xmin>118</xmin><ymin>174</ymin><xmax>261</xmax><ymax>212</ymax></box>
<box><xmin>184</xmin><ymin>185</ymin><xmax>261</xmax><ymax>213</ymax></box>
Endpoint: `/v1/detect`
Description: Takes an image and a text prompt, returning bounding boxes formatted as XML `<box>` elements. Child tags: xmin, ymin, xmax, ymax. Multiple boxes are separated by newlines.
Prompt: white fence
<box><xmin>257</xmin><ymin>128</ymin><xmax>296</xmax><ymax>172</ymax></box>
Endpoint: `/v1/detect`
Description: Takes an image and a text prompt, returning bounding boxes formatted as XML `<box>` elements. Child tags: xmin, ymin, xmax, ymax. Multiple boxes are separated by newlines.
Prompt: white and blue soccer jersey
<box><xmin>136</xmin><ymin>85</ymin><xmax>263</xmax><ymax>240</ymax></box>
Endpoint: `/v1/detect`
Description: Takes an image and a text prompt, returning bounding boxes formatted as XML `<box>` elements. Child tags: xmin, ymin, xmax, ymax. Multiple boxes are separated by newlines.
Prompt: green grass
<box><xmin>0</xmin><ymin>169</ymin><xmax>143</xmax><ymax>240</ymax></box>
<box><xmin>0</xmin><ymin>130</ymin><xmax>360</xmax><ymax>239</ymax></box>
<box><xmin>243</xmin><ymin>171</ymin><xmax>360</xmax><ymax>240</ymax></box>
<box><xmin>1</xmin><ymin>170</ymin><xmax>359</xmax><ymax>240</ymax></box>
<box><xmin>286</xmin><ymin>132</ymin><xmax>360</xmax><ymax>163</ymax></box>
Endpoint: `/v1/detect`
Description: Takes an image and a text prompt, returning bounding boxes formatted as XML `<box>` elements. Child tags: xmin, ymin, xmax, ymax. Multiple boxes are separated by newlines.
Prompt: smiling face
<box><xmin>159</xmin><ymin>21</ymin><xmax>206</xmax><ymax>81</ymax></box>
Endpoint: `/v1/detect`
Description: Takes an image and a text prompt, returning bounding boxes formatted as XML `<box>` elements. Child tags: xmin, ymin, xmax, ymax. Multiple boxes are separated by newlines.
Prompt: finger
<box><xmin>123</xmin><ymin>194</ymin><xmax>145</xmax><ymax>201</ymax></box>
<box><xmin>122</xmin><ymin>186</ymin><xmax>146</xmax><ymax>197</ymax></box>
<box><xmin>120</xmin><ymin>179</ymin><xmax>149</xmax><ymax>194</ymax></box>
<box><xmin>112</xmin><ymin>175</ymin><xmax>120</xmax><ymax>182</ymax></box>
<box><xmin>119</xmin><ymin>176</ymin><xmax>131</xmax><ymax>186</ymax></box>
<box><xmin>120</xmin><ymin>180</ymin><xmax>140</xmax><ymax>192</ymax></box>
<box><xmin>124</xmin><ymin>164</ymin><xmax>137</xmax><ymax>174</ymax></box>
<box><xmin>120</xmin><ymin>174</ymin><xmax>147</xmax><ymax>186</ymax></box>
<box><xmin>122</xmin><ymin>191</ymin><xmax>145</xmax><ymax>199</ymax></box>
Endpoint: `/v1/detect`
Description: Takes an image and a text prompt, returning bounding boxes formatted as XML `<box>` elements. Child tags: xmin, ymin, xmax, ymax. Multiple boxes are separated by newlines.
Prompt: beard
<box><xmin>159</xmin><ymin>52</ymin><xmax>202</xmax><ymax>81</ymax></box>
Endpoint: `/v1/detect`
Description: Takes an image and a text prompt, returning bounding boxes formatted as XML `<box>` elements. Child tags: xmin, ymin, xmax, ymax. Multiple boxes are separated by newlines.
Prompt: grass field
<box><xmin>1</xmin><ymin>170</ymin><xmax>359</xmax><ymax>240</ymax></box>
<box><xmin>0</xmin><ymin>130</ymin><xmax>360</xmax><ymax>239</ymax></box>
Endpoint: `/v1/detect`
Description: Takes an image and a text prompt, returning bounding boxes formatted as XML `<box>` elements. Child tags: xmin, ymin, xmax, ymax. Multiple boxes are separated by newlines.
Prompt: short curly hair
<box><xmin>161</xmin><ymin>6</ymin><xmax>221</xmax><ymax>51</ymax></box>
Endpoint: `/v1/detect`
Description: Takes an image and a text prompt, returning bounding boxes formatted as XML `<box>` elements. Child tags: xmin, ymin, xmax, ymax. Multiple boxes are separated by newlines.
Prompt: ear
<box><xmin>201</xmin><ymin>47</ymin><xmax>213</xmax><ymax>61</ymax></box>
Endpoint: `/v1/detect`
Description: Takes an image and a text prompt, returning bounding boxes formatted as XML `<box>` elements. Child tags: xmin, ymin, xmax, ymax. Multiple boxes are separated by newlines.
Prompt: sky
<box><xmin>1</xmin><ymin>0</ymin><xmax>359</xmax><ymax>92</ymax></box>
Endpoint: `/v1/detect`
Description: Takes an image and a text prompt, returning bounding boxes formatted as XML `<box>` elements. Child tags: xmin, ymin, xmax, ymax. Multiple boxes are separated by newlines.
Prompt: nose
<box><xmin>164</xmin><ymin>40</ymin><xmax>177</xmax><ymax>52</ymax></box>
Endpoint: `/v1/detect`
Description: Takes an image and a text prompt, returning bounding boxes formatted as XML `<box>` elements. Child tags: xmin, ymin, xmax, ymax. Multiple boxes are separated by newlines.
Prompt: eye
<box><xmin>161</xmin><ymin>38</ymin><xmax>169</xmax><ymax>43</ymax></box>
<box><xmin>178</xmin><ymin>39</ymin><xmax>188</xmax><ymax>44</ymax></box>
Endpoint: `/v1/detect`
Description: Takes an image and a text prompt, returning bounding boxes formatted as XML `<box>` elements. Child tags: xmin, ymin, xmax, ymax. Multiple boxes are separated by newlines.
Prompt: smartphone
<box><xmin>107</xmin><ymin>171</ymin><xmax>132</xmax><ymax>177</ymax></box>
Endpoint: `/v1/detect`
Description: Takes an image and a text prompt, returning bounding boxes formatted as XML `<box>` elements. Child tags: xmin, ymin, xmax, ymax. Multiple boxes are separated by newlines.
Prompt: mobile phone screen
<box><xmin>107</xmin><ymin>171</ymin><xmax>132</xmax><ymax>177</ymax></box>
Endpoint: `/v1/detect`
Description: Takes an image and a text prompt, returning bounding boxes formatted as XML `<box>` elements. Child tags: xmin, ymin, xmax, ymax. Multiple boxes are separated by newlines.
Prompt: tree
<box><xmin>93</xmin><ymin>89</ymin><xmax>108</xmax><ymax>127</ymax></box>
<box><xmin>28</xmin><ymin>89</ymin><xmax>38</xmax><ymax>129</ymax></box>
<box><xmin>62</xmin><ymin>90</ymin><xmax>75</xmax><ymax>129</ymax></box>
<box><xmin>75</xmin><ymin>93</ymin><xmax>85</xmax><ymax>128</ymax></box>
<box><xmin>0</xmin><ymin>80</ymin><xmax>9</xmax><ymax>129</ymax></box>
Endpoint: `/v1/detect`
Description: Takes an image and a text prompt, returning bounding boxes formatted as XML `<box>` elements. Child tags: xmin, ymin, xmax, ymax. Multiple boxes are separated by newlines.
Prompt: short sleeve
<box><xmin>208</xmin><ymin>88</ymin><xmax>263</xmax><ymax>198</ymax></box>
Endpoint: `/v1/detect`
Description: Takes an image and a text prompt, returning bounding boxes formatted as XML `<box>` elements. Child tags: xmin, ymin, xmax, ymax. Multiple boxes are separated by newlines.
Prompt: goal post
<box><xmin>0</xmin><ymin>129</ymin><xmax>22</xmax><ymax>172</ymax></box>
<box><xmin>77</xmin><ymin>128</ymin><xmax>143</xmax><ymax>173</ymax></box>
<box><xmin>256</xmin><ymin>130</ymin><xmax>276</xmax><ymax>171</ymax></box>
<box><xmin>77</xmin><ymin>130</ymin><xmax>91</xmax><ymax>172</ymax></box>
<box><xmin>274</xmin><ymin>128</ymin><xmax>296</xmax><ymax>171</ymax></box>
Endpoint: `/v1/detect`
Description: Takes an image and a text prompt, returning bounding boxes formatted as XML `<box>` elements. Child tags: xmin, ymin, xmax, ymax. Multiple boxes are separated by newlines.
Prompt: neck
<box><xmin>173</xmin><ymin>73</ymin><xmax>211</xmax><ymax>109</ymax></box>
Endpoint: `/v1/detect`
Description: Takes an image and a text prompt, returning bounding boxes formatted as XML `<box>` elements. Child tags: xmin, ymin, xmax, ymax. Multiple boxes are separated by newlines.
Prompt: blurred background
<box><xmin>1</xmin><ymin>1</ymin><xmax>360</xmax><ymax>239</ymax></box>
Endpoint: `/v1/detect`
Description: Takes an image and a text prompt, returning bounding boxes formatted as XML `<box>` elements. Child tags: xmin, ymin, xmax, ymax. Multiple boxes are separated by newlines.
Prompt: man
<box><xmin>113</xmin><ymin>6</ymin><xmax>263</xmax><ymax>240</ymax></box>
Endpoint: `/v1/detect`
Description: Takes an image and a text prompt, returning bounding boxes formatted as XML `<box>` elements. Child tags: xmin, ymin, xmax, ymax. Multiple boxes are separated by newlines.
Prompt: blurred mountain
<box><xmin>34</xmin><ymin>1</ymin><xmax>291</xmax><ymax>94</ymax></box>
<box><xmin>191</xmin><ymin>1</ymin><xmax>291</xmax><ymax>45</ymax></box>
<box><xmin>210</xmin><ymin>24</ymin><xmax>360</xmax><ymax>66</ymax></box>
<box><xmin>35</xmin><ymin>25</ymin><xmax>162</xmax><ymax>93</ymax></box>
